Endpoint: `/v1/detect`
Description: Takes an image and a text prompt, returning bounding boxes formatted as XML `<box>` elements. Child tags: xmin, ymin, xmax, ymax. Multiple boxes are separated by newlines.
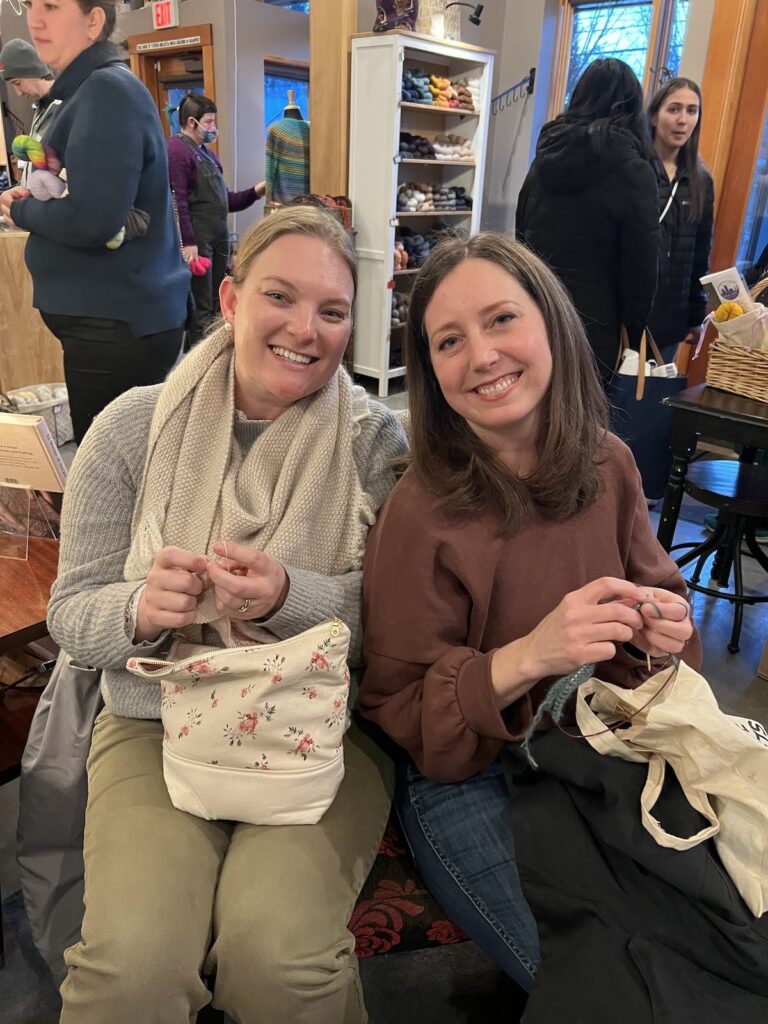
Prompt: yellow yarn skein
<box><xmin>713</xmin><ymin>300</ymin><xmax>744</xmax><ymax>322</ymax></box>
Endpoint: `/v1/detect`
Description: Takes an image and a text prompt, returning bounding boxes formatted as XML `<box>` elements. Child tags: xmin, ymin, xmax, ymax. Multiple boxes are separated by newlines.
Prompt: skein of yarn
<box><xmin>189</xmin><ymin>255</ymin><xmax>213</xmax><ymax>277</ymax></box>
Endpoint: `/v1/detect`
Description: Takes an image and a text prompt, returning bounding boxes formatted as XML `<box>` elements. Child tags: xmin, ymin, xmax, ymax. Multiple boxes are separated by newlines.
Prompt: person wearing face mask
<box><xmin>167</xmin><ymin>93</ymin><xmax>266</xmax><ymax>346</ymax></box>
<box><xmin>647</xmin><ymin>78</ymin><xmax>714</xmax><ymax>363</ymax></box>
<box><xmin>0</xmin><ymin>0</ymin><xmax>188</xmax><ymax>446</ymax></box>
<box><xmin>0</xmin><ymin>38</ymin><xmax>61</xmax><ymax>185</ymax></box>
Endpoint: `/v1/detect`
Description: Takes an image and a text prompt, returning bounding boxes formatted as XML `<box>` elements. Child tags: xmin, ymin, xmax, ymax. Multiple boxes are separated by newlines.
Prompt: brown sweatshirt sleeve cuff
<box><xmin>455</xmin><ymin>649</ymin><xmax>532</xmax><ymax>742</ymax></box>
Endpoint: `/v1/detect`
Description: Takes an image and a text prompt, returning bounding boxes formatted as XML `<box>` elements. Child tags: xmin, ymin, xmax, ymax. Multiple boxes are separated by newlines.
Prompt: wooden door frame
<box><xmin>689</xmin><ymin>0</ymin><xmax>768</xmax><ymax>383</ymax></box>
<box><xmin>127</xmin><ymin>23</ymin><xmax>216</xmax><ymax>149</ymax></box>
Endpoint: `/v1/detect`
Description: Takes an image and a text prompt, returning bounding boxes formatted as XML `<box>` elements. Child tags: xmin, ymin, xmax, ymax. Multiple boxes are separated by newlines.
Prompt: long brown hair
<box><xmin>404</xmin><ymin>233</ymin><xmax>609</xmax><ymax>536</ymax></box>
<box><xmin>648</xmin><ymin>77</ymin><xmax>706</xmax><ymax>222</ymax></box>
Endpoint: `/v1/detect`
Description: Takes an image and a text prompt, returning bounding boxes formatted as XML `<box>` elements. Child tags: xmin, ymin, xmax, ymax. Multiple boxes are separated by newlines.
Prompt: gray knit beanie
<box><xmin>0</xmin><ymin>39</ymin><xmax>53</xmax><ymax>81</ymax></box>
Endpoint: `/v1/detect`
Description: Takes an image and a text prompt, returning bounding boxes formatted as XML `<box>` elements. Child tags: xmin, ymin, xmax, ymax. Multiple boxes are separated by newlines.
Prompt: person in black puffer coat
<box><xmin>647</xmin><ymin>78</ymin><xmax>715</xmax><ymax>362</ymax></box>
<box><xmin>516</xmin><ymin>59</ymin><xmax>658</xmax><ymax>382</ymax></box>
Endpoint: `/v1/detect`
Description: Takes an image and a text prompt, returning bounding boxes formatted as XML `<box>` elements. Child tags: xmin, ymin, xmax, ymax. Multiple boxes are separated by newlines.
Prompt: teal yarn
<box><xmin>521</xmin><ymin>663</ymin><xmax>595</xmax><ymax>768</ymax></box>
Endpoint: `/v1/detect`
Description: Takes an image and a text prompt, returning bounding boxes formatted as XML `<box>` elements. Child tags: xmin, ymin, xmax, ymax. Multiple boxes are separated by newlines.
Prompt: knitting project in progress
<box><xmin>521</xmin><ymin>600</ymin><xmax>668</xmax><ymax>768</ymax></box>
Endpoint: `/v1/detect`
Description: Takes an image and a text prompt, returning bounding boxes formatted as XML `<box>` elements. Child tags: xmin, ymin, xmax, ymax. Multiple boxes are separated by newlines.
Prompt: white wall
<box><xmin>232</xmin><ymin>0</ymin><xmax>309</xmax><ymax>236</ymax></box>
<box><xmin>679</xmin><ymin>0</ymin><xmax>716</xmax><ymax>85</ymax></box>
<box><xmin>481</xmin><ymin>0</ymin><xmax>552</xmax><ymax>233</ymax></box>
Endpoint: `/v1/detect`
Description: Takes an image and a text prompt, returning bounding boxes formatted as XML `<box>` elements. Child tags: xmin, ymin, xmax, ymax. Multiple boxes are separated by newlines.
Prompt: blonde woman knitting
<box><xmin>48</xmin><ymin>206</ymin><xmax>407</xmax><ymax>1023</ymax></box>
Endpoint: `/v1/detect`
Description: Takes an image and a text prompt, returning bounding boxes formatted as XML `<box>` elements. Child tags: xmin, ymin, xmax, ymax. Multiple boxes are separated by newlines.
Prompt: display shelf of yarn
<box><xmin>349</xmin><ymin>32</ymin><xmax>493</xmax><ymax>396</ymax></box>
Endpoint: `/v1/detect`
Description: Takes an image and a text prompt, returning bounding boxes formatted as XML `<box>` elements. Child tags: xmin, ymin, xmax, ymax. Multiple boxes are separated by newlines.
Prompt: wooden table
<box><xmin>0</xmin><ymin>537</ymin><xmax>59</xmax><ymax>654</ymax></box>
<box><xmin>656</xmin><ymin>385</ymin><xmax>768</xmax><ymax>552</ymax></box>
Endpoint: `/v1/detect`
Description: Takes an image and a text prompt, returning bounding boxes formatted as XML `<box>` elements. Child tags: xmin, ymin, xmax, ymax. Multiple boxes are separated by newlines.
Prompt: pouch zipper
<box><xmin>132</xmin><ymin>617</ymin><xmax>346</xmax><ymax>672</ymax></box>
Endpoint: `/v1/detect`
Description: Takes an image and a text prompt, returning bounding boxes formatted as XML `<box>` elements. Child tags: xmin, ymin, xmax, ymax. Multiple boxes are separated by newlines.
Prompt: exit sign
<box><xmin>152</xmin><ymin>0</ymin><xmax>180</xmax><ymax>30</ymax></box>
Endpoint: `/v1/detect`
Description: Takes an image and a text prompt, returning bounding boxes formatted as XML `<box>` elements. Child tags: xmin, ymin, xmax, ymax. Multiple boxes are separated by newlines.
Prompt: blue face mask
<box><xmin>193</xmin><ymin>118</ymin><xmax>218</xmax><ymax>144</ymax></box>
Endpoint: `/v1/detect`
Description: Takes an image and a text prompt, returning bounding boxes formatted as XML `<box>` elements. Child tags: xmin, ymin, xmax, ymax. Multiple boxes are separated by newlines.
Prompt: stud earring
<box><xmin>225</xmin><ymin>321</ymin><xmax>233</xmax><ymax>331</ymax></box>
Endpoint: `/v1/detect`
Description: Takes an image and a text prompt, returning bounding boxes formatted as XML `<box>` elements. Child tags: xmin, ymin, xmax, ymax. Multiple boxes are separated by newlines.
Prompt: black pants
<box><xmin>41</xmin><ymin>313</ymin><xmax>184</xmax><ymax>445</ymax></box>
<box><xmin>188</xmin><ymin>233</ymin><xmax>230</xmax><ymax>348</ymax></box>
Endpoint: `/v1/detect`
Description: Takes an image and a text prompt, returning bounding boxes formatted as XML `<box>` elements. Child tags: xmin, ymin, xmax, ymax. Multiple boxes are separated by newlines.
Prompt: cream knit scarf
<box><xmin>124</xmin><ymin>324</ymin><xmax>376</xmax><ymax>639</ymax></box>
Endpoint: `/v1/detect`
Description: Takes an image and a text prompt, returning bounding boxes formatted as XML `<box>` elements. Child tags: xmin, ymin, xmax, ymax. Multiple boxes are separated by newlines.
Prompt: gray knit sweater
<box><xmin>48</xmin><ymin>385</ymin><xmax>408</xmax><ymax>720</ymax></box>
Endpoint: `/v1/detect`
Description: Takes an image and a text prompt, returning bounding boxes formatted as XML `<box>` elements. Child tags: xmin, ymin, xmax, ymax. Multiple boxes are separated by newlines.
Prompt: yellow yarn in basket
<box><xmin>714</xmin><ymin>300</ymin><xmax>744</xmax><ymax>323</ymax></box>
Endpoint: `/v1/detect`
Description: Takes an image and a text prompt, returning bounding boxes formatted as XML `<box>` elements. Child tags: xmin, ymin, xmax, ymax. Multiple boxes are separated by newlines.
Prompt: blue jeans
<box><xmin>395</xmin><ymin>757</ymin><xmax>540</xmax><ymax>992</ymax></box>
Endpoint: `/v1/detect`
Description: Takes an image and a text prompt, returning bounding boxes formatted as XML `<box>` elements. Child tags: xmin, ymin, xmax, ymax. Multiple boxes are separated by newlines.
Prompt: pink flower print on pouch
<box><xmin>185</xmin><ymin>658</ymin><xmax>212</xmax><ymax>680</ymax></box>
<box><xmin>224</xmin><ymin>703</ymin><xmax>275</xmax><ymax>746</ymax></box>
<box><xmin>303</xmin><ymin>686</ymin><xmax>318</xmax><ymax>700</ymax></box>
<box><xmin>264</xmin><ymin>654</ymin><xmax>286</xmax><ymax>685</ymax></box>
<box><xmin>285</xmin><ymin>725</ymin><xmax>318</xmax><ymax>760</ymax></box>
<box><xmin>307</xmin><ymin>634</ymin><xmax>337</xmax><ymax>672</ymax></box>
<box><xmin>209</xmin><ymin>689</ymin><xmax>219</xmax><ymax>709</ymax></box>
<box><xmin>325</xmin><ymin>695</ymin><xmax>346</xmax><ymax>729</ymax></box>
<box><xmin>178</xmin><ymin>707</ymin><xmax>203</xmax><ymax>739</ymax></box>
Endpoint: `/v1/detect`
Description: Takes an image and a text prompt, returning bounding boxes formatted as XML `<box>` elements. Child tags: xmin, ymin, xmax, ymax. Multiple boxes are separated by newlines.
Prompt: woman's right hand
<box><xmin>134</xmin><ymin>546</ymin><xmax>208</xmax><ymax>643</ymax></box>
<box><xmin>491</xmin><ymin>577</ymin><xmax>646</xmax><ymax>708</ymax></box>
<box><xmin>182</xmin><ymin>244</ymin><xmax>199</xmax><ymax>266</ymax></box>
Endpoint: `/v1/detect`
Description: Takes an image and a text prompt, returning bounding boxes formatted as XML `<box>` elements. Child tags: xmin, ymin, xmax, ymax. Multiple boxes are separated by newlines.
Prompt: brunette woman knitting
<box><xmin>358</xmin><ymin>232</ymin><xmax>698</xmax><ymax>991</ymax></box>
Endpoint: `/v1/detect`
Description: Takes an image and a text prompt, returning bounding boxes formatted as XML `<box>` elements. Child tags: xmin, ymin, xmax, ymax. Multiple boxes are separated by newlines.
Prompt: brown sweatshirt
<box><xmin>359</xmin><ymin>434</ymin><xmax>702</xmax><ymax>783</ymax></box>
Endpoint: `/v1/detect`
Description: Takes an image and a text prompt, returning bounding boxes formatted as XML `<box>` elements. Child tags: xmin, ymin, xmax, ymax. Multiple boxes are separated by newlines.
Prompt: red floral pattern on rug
<box><xmin>350</xmin><ymin>814</ymin><xmax>468</xmax><ymax>956</ymax></box>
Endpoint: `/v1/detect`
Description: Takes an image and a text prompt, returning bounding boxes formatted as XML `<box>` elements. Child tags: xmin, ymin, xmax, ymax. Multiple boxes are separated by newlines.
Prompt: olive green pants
<box><xmin>59</xmin><ymin>711</ymin><xmax>393</xmax><ymax>1024</ymax></box>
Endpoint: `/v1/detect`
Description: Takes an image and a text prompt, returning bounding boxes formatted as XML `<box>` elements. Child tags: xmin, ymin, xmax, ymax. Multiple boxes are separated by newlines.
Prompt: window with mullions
<box><xmin>663</xmin><ymin>0</ymin><xmax>689</xmax><ymax>79</ymax></box>
<box><xmin>566</xmin><ymin>0</ymin><xmax>654</xmax><ymax>104</ymax></box>
<box><xmin>552</xmin><ymin>0</ymin><xmax>691</xmax><ymax>114</ymax></box>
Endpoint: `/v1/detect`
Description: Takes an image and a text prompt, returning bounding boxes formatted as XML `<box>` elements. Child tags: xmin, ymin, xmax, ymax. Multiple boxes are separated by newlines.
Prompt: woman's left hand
<box><xmin>625</xmin><ymin>586</ymin><xmax>693</xmax><ymax>659</ymax></box>
<box><xmin>207</xmin><ymin>540</ymin><xmax>289</xmax><ymax>620</ymax></box>
<box><xmin>0</xmin><ymin>186</ymin><xmax>31</xmax><ymax>228</ymax></box>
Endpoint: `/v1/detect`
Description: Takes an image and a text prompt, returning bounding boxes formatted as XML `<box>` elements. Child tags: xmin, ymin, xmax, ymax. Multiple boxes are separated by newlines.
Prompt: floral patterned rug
<box><xmin>350</xmin><ymin>816</ymin><xmax>468</xmax><ymax>957</ymax></box>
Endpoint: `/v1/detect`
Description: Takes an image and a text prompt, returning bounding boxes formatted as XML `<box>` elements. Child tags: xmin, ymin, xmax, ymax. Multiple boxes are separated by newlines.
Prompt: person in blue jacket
<box><xmin>0</xmin><ymin>0</ymin><xmax>188</xmax><ymax>445</ymax></box>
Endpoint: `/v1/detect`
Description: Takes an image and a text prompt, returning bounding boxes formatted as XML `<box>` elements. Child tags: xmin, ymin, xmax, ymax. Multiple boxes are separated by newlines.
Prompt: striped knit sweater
<box><xmin>265</xmin><ymin>117</ymin><xmax>310</xmax><ymax>203</ymax></box>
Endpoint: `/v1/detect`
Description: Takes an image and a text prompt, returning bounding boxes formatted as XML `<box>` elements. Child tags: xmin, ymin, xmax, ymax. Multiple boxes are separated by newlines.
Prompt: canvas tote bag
<box><xmin>574</xmin><ymin>661</ymin><xmax>768</xmax><ymax>917</ymax></box>
<box><xmin>127</xmin><ymin>618</ymin><xmax>351</xmax><ymax>826</ymax></box>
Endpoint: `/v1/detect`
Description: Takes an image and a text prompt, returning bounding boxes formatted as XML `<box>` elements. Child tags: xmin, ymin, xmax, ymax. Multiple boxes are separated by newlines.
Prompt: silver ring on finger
<box><xmin>237</xmin><ymin>597</ymin><xmax>252</xmax><ymax>614</ymax></box>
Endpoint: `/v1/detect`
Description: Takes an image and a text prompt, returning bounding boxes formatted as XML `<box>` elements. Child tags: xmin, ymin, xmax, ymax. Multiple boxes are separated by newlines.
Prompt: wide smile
<box><xmin>269</xmin><ymin>344</ymin><xmax>318</xmax><ymax>367</ymax></box>
<box><xmin>472</xmin><ymin>371</ymin><xmax>522</xmax><ymax>400</ymax></box>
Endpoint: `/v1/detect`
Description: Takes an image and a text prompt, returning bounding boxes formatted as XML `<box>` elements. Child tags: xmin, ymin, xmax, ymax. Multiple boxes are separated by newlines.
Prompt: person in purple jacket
<box><xmin>167</xmin><ymin>92</ymin><xmax>266</xmax><ymax>345</ymax></box>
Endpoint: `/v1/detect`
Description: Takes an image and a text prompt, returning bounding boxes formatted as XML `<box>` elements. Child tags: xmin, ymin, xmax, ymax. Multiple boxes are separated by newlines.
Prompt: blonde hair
<box><xmin>231</xmin><ymin>207</ymin><xmax>357</xmax><ymax>294</ymax></box>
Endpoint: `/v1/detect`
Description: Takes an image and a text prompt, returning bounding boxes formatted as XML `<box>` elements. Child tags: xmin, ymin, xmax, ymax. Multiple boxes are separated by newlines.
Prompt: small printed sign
<box><xmin>151</xmin><ymin>0</ymin><xmax>180</xmax><ymax>31</ymax></box>
<box><xmin>136</xmin><ymin>34</ymin><xmax>201</xmax><ymax>53</ymax></box>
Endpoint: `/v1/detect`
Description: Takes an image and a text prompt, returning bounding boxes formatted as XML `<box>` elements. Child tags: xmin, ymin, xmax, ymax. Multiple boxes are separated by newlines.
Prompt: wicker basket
<box><xmin>0</xmin><ymin>383</ymin><xmax>74</xmax><ymax>446</ymax></box>
<box><xmin>706</xmin><ymin>339</ymin><xmax>768</xmax><ymax>403</ymax></box>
